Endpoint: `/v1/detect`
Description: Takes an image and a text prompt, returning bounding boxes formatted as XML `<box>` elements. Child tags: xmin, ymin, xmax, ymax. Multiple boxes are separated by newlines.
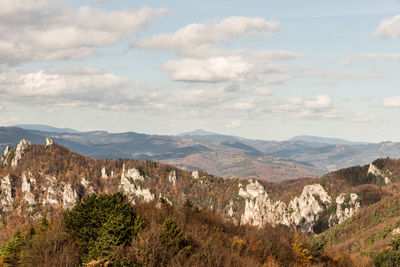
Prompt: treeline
<box><xmin>0</xmin><ymin>193</ymin><xmax>352</xmax><ymax>267</ymax></box>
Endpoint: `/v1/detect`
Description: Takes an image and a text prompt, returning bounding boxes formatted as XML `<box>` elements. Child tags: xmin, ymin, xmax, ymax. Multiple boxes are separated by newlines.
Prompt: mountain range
<box><xmin>1</xmin><ymin>125</ymin><xmax>400</xmax><ymax>182</ymax></box>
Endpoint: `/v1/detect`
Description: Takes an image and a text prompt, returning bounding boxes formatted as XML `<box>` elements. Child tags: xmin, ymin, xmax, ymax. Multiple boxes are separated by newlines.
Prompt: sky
<box><xmin>1</xmin><ymin>0</ymin><xmax>400</xmax><ymax>142</ymax></box>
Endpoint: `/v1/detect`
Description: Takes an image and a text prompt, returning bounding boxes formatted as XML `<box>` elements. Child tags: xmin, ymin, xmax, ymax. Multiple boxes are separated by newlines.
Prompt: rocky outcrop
<box><xmin>368</xmin><ymin>163</ymin><xmax>392</xmax><ymax>185</ymax></box>
<box><xmin>192</xmin><ymin>170</ymin><xmax>199</xmax><ymax>179</ymax></box>
<box><xmin>238</xmin><ymin>180</ymin><xmax>332</xmax><ymax>232</ymax></box>
<box><xmin>0</xmin><ymin>175</ymin><xmax>14</xmax><ymax>212</ymax></box>
<box><xmin>1</xmin><ymin>139</ymin><xmax>32</xmax><ymax>167</ymax></box>
<box><xmin>21</xmin><ymin>172</ymin><xmax>36</xmax><ymax>206</ymax></box>
<box><xmin>11</xmin><ymin>139</ymin><xmax>31</xmax><ymax>167</ymax></box>
<box><xmin>101</xmin><ymin>167</ymin><xmax>108</xmax><ymax>179</ymax></box>
<box><xmin>63</xmin><ymin>184</ymin><xmax>77</xmax><ymax>210</ymax></box>
<box><xmin>81</xmin><ymin>177</ymin><xmax>95</xmax><ymax>194</ymax></box>
<box><xmin>3</xmin><ymin>146</ymin><xmax>9</xmax><ymax>156</ymax></box>
<box><xmin>42</xmin><ymin>176</ymin><xmax>59</xmax><ymax>207</ymax></box>
<box><xmin>169</xmin><ymin>171</ymin><xmax>177</xmax><ymax>186</ymax></box>
<box><xmin>329</xmin><ymin>193</ymin><xmax>360</xmax><ymax>226</ymax></box>
<box><xmin>120</xmin><ymin>164</ymin><xmax>154</xmax><ymax>202</ymax></box>
<box><xmin>46</xmin><ymin>138</ymin><xmax>54</xmax><ymax>146</ymax></box>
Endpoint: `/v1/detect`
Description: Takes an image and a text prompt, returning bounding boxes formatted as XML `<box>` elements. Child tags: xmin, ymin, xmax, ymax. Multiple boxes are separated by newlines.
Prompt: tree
<box><xmin>64</xmin><ymin>193</ymin><xmax>137</xmax><ymax>262</ymax></box>
<box><xmin>160</xmin><ymin>217</ymin><xmax>191</xmax><ymax>257</ymax></box>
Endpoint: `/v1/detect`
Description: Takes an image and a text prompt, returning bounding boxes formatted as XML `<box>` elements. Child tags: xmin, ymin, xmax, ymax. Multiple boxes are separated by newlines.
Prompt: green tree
<box><xmin>64</xmin><ymin>193</ymin><xmax>137</xmax><ymax>262</ymax></box>
<box><xmin>160</xmin><ymin>217</ymin><xmax>191</xmax><ymax>257</ymax></box>
<box><xmin>0</xmin><ymin>230</ymin><xmax>25</xmax><ymax>266</ymax></box>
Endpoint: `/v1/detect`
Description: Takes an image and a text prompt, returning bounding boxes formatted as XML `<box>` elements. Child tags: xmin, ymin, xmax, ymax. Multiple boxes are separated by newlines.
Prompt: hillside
<box><xmin>1</xmin><ymin>139</ymin><xmax>400</xmax><ymax>265</ymax></box>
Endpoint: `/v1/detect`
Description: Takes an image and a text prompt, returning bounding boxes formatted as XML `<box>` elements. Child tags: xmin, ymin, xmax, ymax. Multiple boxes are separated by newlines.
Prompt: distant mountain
<box><xmin>178</xmin><ymin>129</ymin><xmax>220</xmax><ymax>136</ymax></box>
<box><xmin>14</xmin><ymin>124</ymin><xmax>80</xmax><ymax>133</ymax></box>
<box><xmin>288</xmin><ymin>135</ymin><xmax>367</xmax><ymax>145</ymax></box>
<box><xmin>2</xmin><ymin>126</ymin><xmax>400</xmax><ymax>181</ymax></box>
<box><xmin>0</xmin><ymin>127</ymin><xmax>320</xmax><ymax>182</ymax></box>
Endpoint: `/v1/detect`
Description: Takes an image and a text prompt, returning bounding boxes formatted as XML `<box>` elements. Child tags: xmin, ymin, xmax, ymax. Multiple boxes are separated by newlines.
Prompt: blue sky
<box><xmin>1</xmin><ymin>0</ymin><xmax>400</xmax><ymax>142</ymax></box>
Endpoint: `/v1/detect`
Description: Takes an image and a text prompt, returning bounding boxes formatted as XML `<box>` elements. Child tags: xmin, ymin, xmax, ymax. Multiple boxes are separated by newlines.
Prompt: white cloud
<box><xmin>139</xmin><ymin>16</ymin><xmax>305</xmax><ymax>83</ymax></box>
<box><xmin>141</xmin><ymin>16</ymin><xmax>279</xmax><ymax>54</ymax></box>
<box><xmin>232</xmin><ymin>100</ymin><xmax>255</xmax><ymax>111</ymax></box>
<box><xmin>225</xmin><ymin>120</ymin><xmax>241</xmax><ymax>128</ymax></box>
<box><xmin>374</xmin><ymin>14</ymin><xmax>400</xmax><ymax>38</ymax></box>
<box><xmin>0</xmin><ymin>66</ymin><xmax>369</xmax><ymax>125</ymax></box>
<box><xmin>162</xmin><ymin>56</ymin><xmax>253</xmax><ymax>82</ymax></box>
<box><xmin>341</xmin><ymin>53</ymin><xmax>400</xmax><ymax>65</ymax></box>
<box><xmin>0</xmin><ymin>67</ymin><xmax>131</xmax><ymax>105</ymax></box>
<box><xmin>254</xmin><ymin>88</ymin><xmax>272</xmax><ymax>96</ymax></box>
<box><xmin>0</xmin><ymin>1</ymin><xmax>169</xmax><ymax>64</ymax></box>
<box><xmin>304</xmin><ymin>95</ymin><xmax>332</xmax><ymax>109</ymax></box>
<box><xmin>272</xmin><ymin>95</ymin><xmax>337</xmax><ymax>120</ymax></box>
<box><xmin>383</xmin><ymin>96</ymin><xmax>400</xmax><ymax>107</ymax></box>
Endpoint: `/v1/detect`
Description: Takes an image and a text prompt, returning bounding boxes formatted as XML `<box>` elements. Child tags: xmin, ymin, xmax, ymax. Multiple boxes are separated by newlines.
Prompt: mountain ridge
<box><xmin>2</xmin><ymin>126</ymin><xmax>400</xmax><ymax>182</ymax></box>
<box><xmin>289</xmin><ymin>135</ymin><xmax>368</xmax><ymax>145</ymax></box>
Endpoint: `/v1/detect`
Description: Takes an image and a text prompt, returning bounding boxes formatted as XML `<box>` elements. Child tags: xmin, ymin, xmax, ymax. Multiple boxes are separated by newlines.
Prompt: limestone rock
<box><xmin>238</xmin><ymin>180</ymin><xmax>331</xmax><ymax>232</ymax></box>
<box><xmin>21</xmin><ymin>172</ymin><xmax>36</xmax><ymax>205</ymax></box>
<box><xmin>120</xmin><ymin>164</ymin><xmax>154</xmax><ymax>202</ymax></box>
<box><xmin>329</xmin><ymin>193</ymin><xmax>360</xmax><ymax>226</ymax></box>
<box><xmin>368</xmin><ymin>163</ymin><xmax>392</xmax><ymax>184</ymax></box>
<box><xmin>63</xmin><ymin>184</ymin><xmax>77</xmax><ymax>210</ymax></box>
<box><xmin>80</xmin><ymin>177</ymin><xmax>95</xmax><ymax>194</ymax></box>
<box><xmin>121</xmin><ymin>164</ymin><xmax>144</xmax><ymax>182</ymax></box>
<box><xmin>192</xmin><ymin>170</ymin><xmax>199</xmax><ymax>179</ymax></box>
<box><xmin>101</xmin><ymin>167</ymin><xmax>108</xmax><ymax>179</ymax></box>
<box><xmin>0</xmin><ymin>175</ymin><xmax>14</xmax><ymax>211</ymax></box>
<box><xmin>11</xmin><ymin>139</ymin><xmax>31</xmax><ymax>167</ymax></box>
<box><xmin>46</xmin><ymin>138</ymin><xmax>54</xmax><ymax>146</ymax></box>
<box><xmin>42</xmin><ymin>176</ymin><xmax>59</xmax><ymax>207</ymax></box>
<box><xmin>169</xmin><ymin>171</ymin><xmax>177</xmax><ymax>186</ymax></box>
<box><xmin>3</xmin><ymin>146</ymin><xmax>9</xmax><ymax>156</ymax></box>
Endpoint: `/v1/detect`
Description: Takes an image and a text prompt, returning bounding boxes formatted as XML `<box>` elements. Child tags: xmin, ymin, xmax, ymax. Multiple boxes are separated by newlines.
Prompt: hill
<box><xmin>1</xmin><ymin>139</ymin><xmax>400</xmax><ymax>265</ymax></box>
<box><xmin>178</xmin><ymin>129</ymin><xmax>220</xmax><ymax>136</ymax></box>
<box><xmin>13</xmin><ymin>124</ymin><xmax>80</xmax><ymax>133</ymax></box>
<box><xmin>289</xmin><ymin>135</ymin><xmax>367</xmax><ymax>145</ymax></box>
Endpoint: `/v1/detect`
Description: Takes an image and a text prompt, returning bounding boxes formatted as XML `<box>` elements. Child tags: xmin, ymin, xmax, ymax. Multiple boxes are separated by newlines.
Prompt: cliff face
<box><xmin>0</xmin><ymin>139</ymin><xmax>397</xmax><ymax>234</ymax></box>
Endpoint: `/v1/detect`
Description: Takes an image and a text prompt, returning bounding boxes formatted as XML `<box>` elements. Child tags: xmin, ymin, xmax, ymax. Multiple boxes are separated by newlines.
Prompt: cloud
<box><xmin>140</xmin><ymin>16</ymin><xmax>279</xmax><ymax>55</ymax></box>
<box><xmin>0</xmin><ymin>67</ymin><xmax>132</xmax><ymax>106</ymax></box>
<box><xmin>383</xmin><ymin>96</ymin><xmax>400</xmax><ymax>108</ymax></box>
<box><xmin>304</xmin><ymin>95</ymin><xmax>332</xmax><ymax>109</ymax></box>
<box><xmin>272</xmin><ymin>95</ymin><xmax>337</xmax><ymax>119</ymax></box>
<box><xmin>254</xmin><ymin>87</ymin><xmax>272</xmax><ymax>96</ymax></box>
<box><xmin>0</xmin><ymin>66</ymin><xmax>370</xmax><ymax>125</ymax></box>
<box><xmin>374</xmin><ymin>14</ymin><xmax>400</xmax><ymax>38</ymax></box>
<box><xmin>341</xmin><ymin>53</ymin><xmax>400</xmax><ymax>65</ymax></box>
<box><xmin>139</xmin><ymin>16</ymin><xmax>305</xmax><ymax>83</ymax></box>
<box><xmin>0</xmin><ymin>1</ymin><xmax>169</xmax><ymax>64</ymax></box>
<box><xmin>225</xmin><ymin>120</ymin><xmax>241</xmax><ymax>128</ymax></box>
<box><xmin>224</xmin><ymin>84</ymin><xmax>240</xmax><ymax>92</ymax></box>
<box><xmin>162</xmin><ymin>56</ymin><xmax>253</xmax><ymax>82</ymax></box>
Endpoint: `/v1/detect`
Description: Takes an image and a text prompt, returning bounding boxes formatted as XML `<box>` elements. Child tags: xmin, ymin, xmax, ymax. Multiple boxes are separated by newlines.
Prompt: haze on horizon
<box><xmin>1</xmin><ymin>0</ymin><xmax>400</xmax><ymax>143</ymax></box>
